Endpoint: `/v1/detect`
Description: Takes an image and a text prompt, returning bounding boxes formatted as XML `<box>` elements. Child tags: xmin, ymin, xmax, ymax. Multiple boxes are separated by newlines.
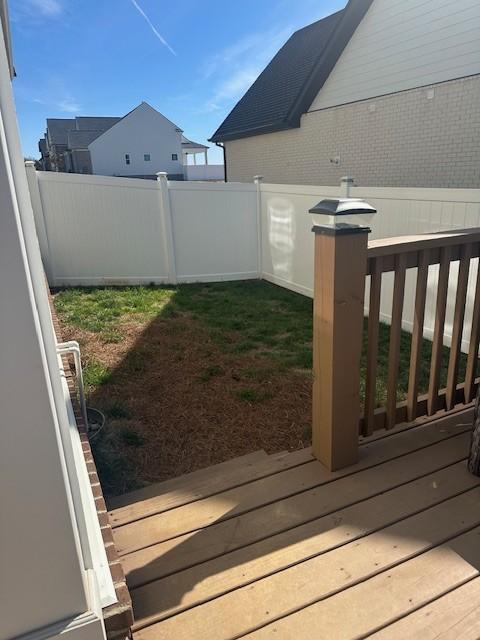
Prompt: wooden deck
<box><xmin>109</xmin><ymin>409</ymin><xmax>480</xmax><ymax>639</ymax></box>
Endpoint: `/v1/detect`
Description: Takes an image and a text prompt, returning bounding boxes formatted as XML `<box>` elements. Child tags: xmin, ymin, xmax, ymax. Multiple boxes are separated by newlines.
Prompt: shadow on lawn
<box><xmin>74</xmin><ymin>281</ymin><xmax>315</xmax><ymax>497</ymax></box>
<box><xmin>53</xmin><ymin>280</ymin><xmax>468</xmax><ymax>499</ymax></box>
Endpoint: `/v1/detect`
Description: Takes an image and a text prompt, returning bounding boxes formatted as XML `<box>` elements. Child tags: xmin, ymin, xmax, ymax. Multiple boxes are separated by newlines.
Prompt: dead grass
<box><xmin>53</xmin><ymin>281</ymin><xmax>466</xmax><ymax>498</ymax></box>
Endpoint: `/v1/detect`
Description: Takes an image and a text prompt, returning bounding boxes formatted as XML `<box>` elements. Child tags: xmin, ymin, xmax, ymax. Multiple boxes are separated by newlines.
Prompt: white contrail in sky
<box><xmin>129</xmin><ymin>0</ymin><xmax>177</xmax><ymax>56</ymax></box>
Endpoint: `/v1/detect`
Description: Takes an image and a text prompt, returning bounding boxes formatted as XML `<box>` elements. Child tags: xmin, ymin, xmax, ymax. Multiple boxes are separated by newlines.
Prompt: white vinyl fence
<box><xmin>27</xmin><ymin>165</ymin><xmax>480</xmax><ymax>351</ymax></box>
<box><xmin>184</xmin><ymin>164</ymin><xmax>224</xmax><ymax>181</ymax></box>
<box><xmin>27</xmin><ymin>167</ymin><xmax>257</xmax><ymax>286</ymax></box>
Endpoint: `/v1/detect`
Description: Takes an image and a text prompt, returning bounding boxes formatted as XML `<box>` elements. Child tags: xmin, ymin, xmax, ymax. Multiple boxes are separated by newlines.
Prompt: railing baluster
<box><xmin>427</xmin><ymin>246</ymin><xmax>452</xmax><ymax>416</ymax></box>
<box><xmin>465</xmin><ymin>252</ymin><xmax>480</xmax><ymax>403</ymax></box>
<box><xmin>364</xmin><ymin>257</ymin><xmax>382</xmax><ymax>435</ymax></box>
<box><xmin>407</xmin><ymin>250</ymin><xmax>429</xmax><ymax>421</ymax></box>
<box><xmin>446</xmin><ymin>244</ymin><xmax>472</xmax><ymax>411</ymax></box>
<box><xmin>386</xmin><ymin>253</ymin><xmax>407</xmax><ymax>429</ymax></box>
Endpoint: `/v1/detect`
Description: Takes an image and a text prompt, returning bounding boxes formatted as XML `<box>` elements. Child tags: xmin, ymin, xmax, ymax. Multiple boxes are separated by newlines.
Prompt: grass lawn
<box><xmin>54</xmin><ymin>280</ymin><xmax>464</xmax><ymax>498</ymax></box>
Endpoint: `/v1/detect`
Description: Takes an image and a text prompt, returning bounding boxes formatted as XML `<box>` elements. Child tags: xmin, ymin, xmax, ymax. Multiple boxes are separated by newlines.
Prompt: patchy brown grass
<box><xmin>55</xmin><ymin>287</ymin><xmax>312</xmax><ymax>497</ymax></box>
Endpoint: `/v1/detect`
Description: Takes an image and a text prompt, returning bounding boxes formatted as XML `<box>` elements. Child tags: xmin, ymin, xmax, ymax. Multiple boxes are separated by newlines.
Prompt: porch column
<box><xmin>204</xmin><ymin>149</ymin><xmax>208</xmax><ymax>165</ymax></box>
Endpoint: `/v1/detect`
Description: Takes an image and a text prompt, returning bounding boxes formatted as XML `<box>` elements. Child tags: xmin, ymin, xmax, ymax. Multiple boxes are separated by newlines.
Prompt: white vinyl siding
<box><xmin>310</xmin><ymin>0</ymin><xmax>480</xmax><ymax>111</ymax></box>
<box><xmin>89</xmin><ymin>103</ymin><xmax>183</xmax><ymax>177</ymax></box>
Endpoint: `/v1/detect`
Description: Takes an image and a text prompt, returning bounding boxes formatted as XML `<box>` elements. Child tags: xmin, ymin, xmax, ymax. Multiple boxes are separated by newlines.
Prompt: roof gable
<box><xmin>210</xmin><ymin>0</ymin><xmax>373</xmax><ymax>142</ymax></box>
<box><xmin>87</xmin><ymin>102</ymin><xmax>183</xmax><ymax>148</ymax></box>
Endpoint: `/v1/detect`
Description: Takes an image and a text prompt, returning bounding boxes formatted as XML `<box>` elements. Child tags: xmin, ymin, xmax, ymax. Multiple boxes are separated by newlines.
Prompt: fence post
<box><xmin>156</xmin><ymin>172</ymin><xmax>177</xmax><ymax>284</ymax></box>
<box><xmin>24</xmin><ymin>160</ymin><xmax>53</xmax><ymax>282</ymax></box>
<box><xmin>309</xmin><ymin>198</ymin><xmax>374</xmax><ymax>470</ymax></box>
<box><xmin>341</xmin><ymin>175</ymin><xmax>354</xmax><ymax>197</ymax></box>
<box><xmin>254</xmin><ymin>175</ymin><xmax>263</xmax><ymax>277</ymax></box>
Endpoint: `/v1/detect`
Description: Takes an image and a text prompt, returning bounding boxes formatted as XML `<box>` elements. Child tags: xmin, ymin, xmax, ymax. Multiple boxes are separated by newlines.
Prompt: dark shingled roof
<box><xmin>75</xmin><ymin>116</ymin><xmax>121</xmax><ymax>131</ymax></box>
<box><xmin>38</xmin><ymin>137</ymin><xmax>48</xmax><ymax>155</ymax></box>
<box><xmin>46</xmin><ymin>118</ymin><xmax>76</xmax><ymax>145</ymax></box>
<box><xmin>210</xmin><ymin>0</ymin><xmax>373</xmax><ymax>143</ymax></box>
<box><xmin>67</xmin><ymin>130</ymin><xmax>104</xmax><ymax>149</ymax></box>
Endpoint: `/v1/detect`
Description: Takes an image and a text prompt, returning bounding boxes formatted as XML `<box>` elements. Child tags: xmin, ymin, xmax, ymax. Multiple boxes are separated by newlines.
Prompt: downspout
<box><xmin>215</xmin><ymin>141</ymin><xmax>227</xmax><ymax>182</ymax></box>
<box><xmin>56</xmin><ymin>340</ymin><xmax>89</xmax><ymax>432</ymax></box>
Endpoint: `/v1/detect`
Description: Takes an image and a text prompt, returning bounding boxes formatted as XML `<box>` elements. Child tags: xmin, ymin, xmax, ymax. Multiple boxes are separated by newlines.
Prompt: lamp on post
<box><xmin>309</xmin><ymin>197</ymin><xmax>377</xmax><ymax>471</ymax></box>
<box><xmin>309</xmin><ymin>197</ymin><xmax>376</xmax><ymax>233</ymax></box>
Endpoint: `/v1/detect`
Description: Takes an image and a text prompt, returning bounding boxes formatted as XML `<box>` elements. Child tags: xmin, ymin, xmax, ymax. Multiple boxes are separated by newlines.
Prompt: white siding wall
<box><xmin>89</xmin><ymin>102</ymin><xmax>184</xmax><ymax>177</ymax></box>
<box><xmin>311</xmin><ymin>0</ymin><xmax>480</xmax><ymax>111</ymax></box>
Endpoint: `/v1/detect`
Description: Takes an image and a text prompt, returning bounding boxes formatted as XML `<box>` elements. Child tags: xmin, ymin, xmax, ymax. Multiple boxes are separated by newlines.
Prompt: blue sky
<box><xmin>10</xmin><ymin>0</ymin><xmax>345</xmax><ymax>163</ymax></box>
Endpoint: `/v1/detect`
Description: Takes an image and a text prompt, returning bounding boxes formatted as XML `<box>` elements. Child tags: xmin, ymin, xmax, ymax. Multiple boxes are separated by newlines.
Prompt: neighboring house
<box><xmin>210</xmin><ymin>0</ymin><xmax>480</xmax><ymax>188</ymax></box>
<box><xmin>40</xmin><ymin>115</ymin><xmax>120</xmax><ymax>173</ymax></box>
<box><xmin>89</xmin><ymin>102</ymin><xmax>203</xmax><ymax>179</ymax></box>
<box><xmin>39</xmin><ymin>102</ymin><xmax>215</xmax><ymax>180</ymax></box>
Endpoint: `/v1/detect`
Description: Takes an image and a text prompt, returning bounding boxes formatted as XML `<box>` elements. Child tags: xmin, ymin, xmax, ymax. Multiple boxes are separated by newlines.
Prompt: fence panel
<box><xmin>168</xmin><ymin>182</ymin><xmax>257</xmax><ymax>282</ymax></box>
<box><xmin>259</xmin><ymin>183</ymin><xmax>339</xmax><ymax>297</ymax></box>
<box><xmin>259</xmin><ymin>182</ymin><xmax>480</xmax><ymax>352</ymax></box>
<box><xmin>37</xmin><ymin>172</ymin><xmax>168</xmax><ymax>286</ymax></box>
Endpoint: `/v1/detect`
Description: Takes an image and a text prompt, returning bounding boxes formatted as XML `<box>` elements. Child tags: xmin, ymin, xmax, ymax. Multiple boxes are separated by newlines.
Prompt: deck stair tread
<box><xmin>113</xmin><ymin>421</ymin><xmax>469</xmax><ymax>556</ymax></box>
<box><xmin>107</xmin><ymin>409</ymin><xmax>480</xmax><ymax>640</ymax></box>
<box><xmin>109</xmin><ymin>447</ymin><xmax>314</xmax><ymax>526</ymax></box>
<box><xmin>108</xmin><ymin>450</ymin><xmax>269</xmax><ymax>510</ymax></box>
<box><xmin>120</xmin><ymin>430</ymin><xmax>471</xmax><ymax>585</ymax></box>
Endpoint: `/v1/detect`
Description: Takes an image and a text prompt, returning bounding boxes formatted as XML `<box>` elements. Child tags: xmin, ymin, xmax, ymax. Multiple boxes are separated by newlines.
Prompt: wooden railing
<box><xmin>312</xmin><ymin>226</ymin><xmax>480</xmax><ymax>471</ymax></box>
<box><xmin>362</xmin><ymin>229</ymin><xmax>480</xmax><ymax>436</ymax></box>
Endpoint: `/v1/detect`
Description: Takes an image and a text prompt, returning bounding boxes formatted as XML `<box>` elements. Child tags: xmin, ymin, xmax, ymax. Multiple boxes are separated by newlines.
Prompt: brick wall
<box><xmin>225</xmin><ymin>75</ymin><xmax>480</xmax><ymax>188</ymax></box>
<box><xmin>50</xmin><ymin>305</ymin><xmax>134</xmax><ymax>639</ymax></box>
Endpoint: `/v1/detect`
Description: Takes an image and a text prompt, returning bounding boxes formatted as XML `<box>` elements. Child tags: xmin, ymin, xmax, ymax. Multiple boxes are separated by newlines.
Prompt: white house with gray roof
<box><xmin>211</xmin><ymin>0</ymin><xmax>480</xmax><ymax>188</ymax></box>
<box><xmin>39</xmin><ymin>102</ymin><xmax>212</xmax><ymax>180</ymax></box>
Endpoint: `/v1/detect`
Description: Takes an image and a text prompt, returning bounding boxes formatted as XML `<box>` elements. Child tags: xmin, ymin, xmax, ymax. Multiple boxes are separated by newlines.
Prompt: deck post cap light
<box><xmin>309</xmin><ymin>198</ymin><xmax>377</xmax><ymax>236</ymax></box>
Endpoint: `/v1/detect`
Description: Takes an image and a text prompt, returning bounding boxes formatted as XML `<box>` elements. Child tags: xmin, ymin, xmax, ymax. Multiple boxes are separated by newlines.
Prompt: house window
<box><xmin>172</xmin><ymin>153</ymin><xmax>178</xmax><ymax>161</ymax></box>
<box><xmin>144</xmin><ymin>153</ymin><xmax>151</xmax><ymax>162</ymax></box>
<box><xmin>125</xmin><ymin>154</ymin><xmax>130</xmax><ymax>165</ymax></box>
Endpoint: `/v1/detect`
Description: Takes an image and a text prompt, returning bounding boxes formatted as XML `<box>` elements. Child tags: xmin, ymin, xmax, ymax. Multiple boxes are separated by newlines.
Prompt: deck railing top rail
<box><xmin>367</xmin><ymin>228</ymin><xmax>480</xmax><ymax>273</ymax></box>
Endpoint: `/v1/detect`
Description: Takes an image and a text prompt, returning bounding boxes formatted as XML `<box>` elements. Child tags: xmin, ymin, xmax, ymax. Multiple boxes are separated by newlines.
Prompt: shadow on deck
<box><xmin>108</xmin><ymin>408</ymin><xmax>480</xmax><ymax>640</ymax></box>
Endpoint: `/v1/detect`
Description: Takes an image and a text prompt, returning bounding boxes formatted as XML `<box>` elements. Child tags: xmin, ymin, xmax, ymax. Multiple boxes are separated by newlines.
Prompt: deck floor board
<box><xmin>110</xmin><ymin>411</ymin><xmax>480</xmax><ymax>639</ymax></box>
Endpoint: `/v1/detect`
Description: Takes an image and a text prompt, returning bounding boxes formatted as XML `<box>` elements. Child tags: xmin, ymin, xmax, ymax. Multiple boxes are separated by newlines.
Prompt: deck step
<box><xmin>108</xmin><ymin>450</ymin><xmax>268</xmax><ymax>511</ymax></box>
<box><xmin>109</xmin><ymin>447</ymin><xmax>313</xmax><ymax>526</ymax></box>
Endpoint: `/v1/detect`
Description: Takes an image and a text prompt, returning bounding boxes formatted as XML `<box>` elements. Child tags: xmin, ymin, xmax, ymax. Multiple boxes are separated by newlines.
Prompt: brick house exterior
<box><xmin>211</xmin><ymin>0</ymin><xmax>480</xmax><ymax>188</ymax></box>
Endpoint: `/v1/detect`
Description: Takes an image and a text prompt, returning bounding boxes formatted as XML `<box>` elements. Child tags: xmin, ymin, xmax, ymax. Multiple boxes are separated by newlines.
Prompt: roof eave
<box><xmin>285</xmin><ymin>0</ymin><xmax>374</xmax><ymax>125</ymax></box>
<box><xmin>209</xmin><ymin>0</ymin><xmax>374</xmax><ymax>144</ymax></box>
<box><xmin>209</xmin><ymin>118</ymin><xmax>298</xmax><ymax>143</ymax></box>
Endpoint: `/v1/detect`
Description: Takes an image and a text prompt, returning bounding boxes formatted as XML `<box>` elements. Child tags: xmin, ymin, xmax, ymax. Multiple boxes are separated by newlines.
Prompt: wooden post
<box><xmin>312</xmin><ymin>225</ymin><xmax>369</xmax><ymax>470</ymax></box>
